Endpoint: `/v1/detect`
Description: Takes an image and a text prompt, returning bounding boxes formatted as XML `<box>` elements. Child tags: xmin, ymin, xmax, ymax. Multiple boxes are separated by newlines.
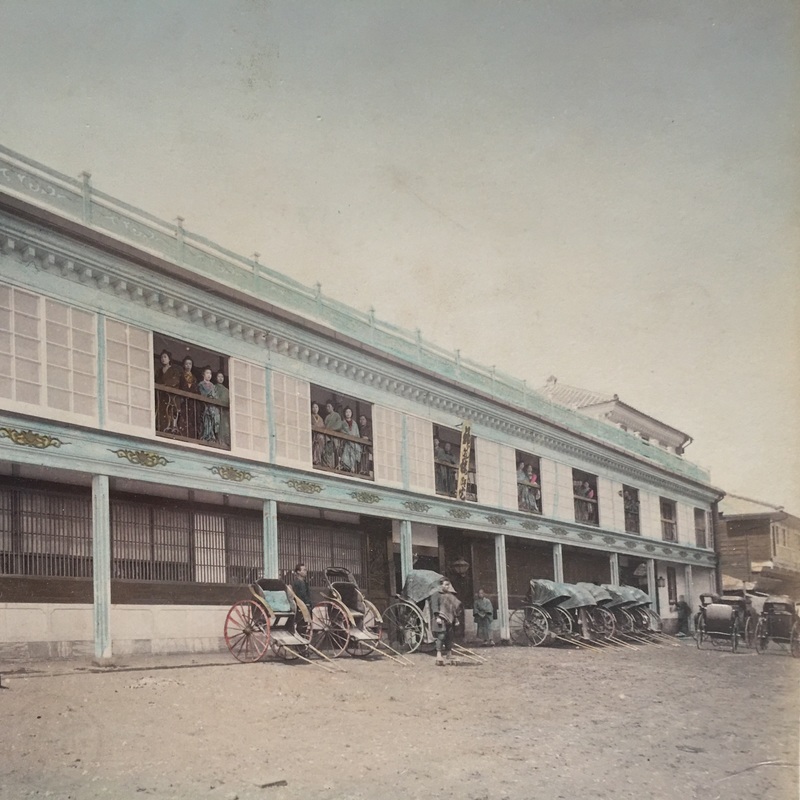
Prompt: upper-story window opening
<box><xmin>693</xmin><ymin>508</ymin><xmax>708</xmax><ymax>549</ymax></box>
<box><xmin>310</xmin><ymin>385</ymin><xmax>373</xmax><ymax>481</ymax></box>
<box><xmin>433</xmin><ymin>426</ymin><xmax>477</xmax><ymax>501</ymax></box>
<box><xmin>621</xmin><ymin>485</ymin><xmax>640</xmax><ymax>534</ymax></box>
<box><xmin>153</xmin><ymin>335</ymin><xmax>230</xmax><ymax>451</ymax></box>
<box><xmin>660</xmin><ymin>498</ymin><xmax>678</xmax><ymax>541</ymax></box>
<box><xmin>572</xmin><ymin>469</ymin><xmax>598</xmax><ymax>526</ymax></box>
<box><xmin>515</xmin><ymin>451</ymin><xmax>542</xmax><ymax>514</ymax></box>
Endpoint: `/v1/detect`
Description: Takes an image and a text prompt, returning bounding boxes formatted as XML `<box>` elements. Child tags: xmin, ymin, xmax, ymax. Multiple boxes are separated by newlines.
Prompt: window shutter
<box><xmin>406</xmin><ymin>414</ymin><xmax>434</xmax><ymax>493</ymax></box>
<box><xmin>272</xmin><ymin>370</ymin><xmax>311</xmax><ymax>467</ymax></box>
<box><xmin>0</xmin><ymin>285</ymin><xmax>43</xmax><ymax>408</ymax></box>
<box><xmin>104</xmin><ymin>319</ymin><xmax>152</xmax><ymax>433</ymax></box>
<box><xmin>476</xmin><ymin>438</ymin><xmax>500</xmax><ymax>507</ymax></box>
<box><xmin>229</xmin><ymin>358</ymin><xmax>268</xmax><ymax>459</ymax></box>
<box><xmin>373</xmin><ymin>405</ymin><xmax>403</xmax><ymax>486</ymax></box>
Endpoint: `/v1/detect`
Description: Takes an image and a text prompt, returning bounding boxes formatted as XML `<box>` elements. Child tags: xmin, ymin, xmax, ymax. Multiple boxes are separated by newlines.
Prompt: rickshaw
<box><xmin>695</xmin><ymin>592</ymin><xmax>741</xmax><ymax>653</ymax></box>
<box><xmin>509</xmin><ymin>579</ymin><xmax>585</xmax><ymax>647</ymax></box>
<box><xmin>223</xmin><ymin>578</ymin><xmax>338</xmax><ymax>671</ymax></box>
<box><xmin>602</xmin><ymin>585</ymin><xmax>664</xmax><ymax>643</ymax></box>
<box><xmin>381</xmin><ymin>569</ymin><xmax>485</xmax><ymax>663</ymax></box>
<box><xmin>316</xmin><ymin>567</ymin><xmax>410</xmax><ymax>664</ymax></box>
<box><xmin>575</xmin><ymin>582</ymin><xmax>631</xmax><ymax>645</ymax></box>
<box><xmin>753</xmin><ymin>595</ymin><xmax>800</xmax><ymax>658</ymax></box>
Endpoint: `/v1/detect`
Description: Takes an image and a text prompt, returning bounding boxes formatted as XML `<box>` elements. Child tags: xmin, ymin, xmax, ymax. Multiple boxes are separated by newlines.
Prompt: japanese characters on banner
<box><xmin>456</xmin><ymin>422</ymin><xmax>472</xmax><ymax>501</ymax></box>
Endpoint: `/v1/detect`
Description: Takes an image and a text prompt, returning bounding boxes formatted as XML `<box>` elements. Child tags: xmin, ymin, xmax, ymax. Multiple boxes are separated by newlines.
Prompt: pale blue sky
<box><xmin>1</xmin><ymin>1</ymin><xmax>798</xmax><ymax>508</ymax></box>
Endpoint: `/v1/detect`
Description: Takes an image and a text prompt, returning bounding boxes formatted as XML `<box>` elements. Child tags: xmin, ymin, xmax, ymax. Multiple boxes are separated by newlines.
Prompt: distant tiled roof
<box><xmin>719</xmin><ymin>493</ymin><xmax>784</xmax><ymax>517</ymax></box>
<box><xmin>537</xmin><ymin>378</ymin><xmax>615</xmax><ymax>409</ymax></box>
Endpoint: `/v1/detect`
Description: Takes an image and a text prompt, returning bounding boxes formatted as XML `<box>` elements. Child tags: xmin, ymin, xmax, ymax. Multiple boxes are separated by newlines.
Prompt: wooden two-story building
<box><xmin>0</xmin><ymin>145</ymin><xmax>722</xmax><ymax>660</ymax></box>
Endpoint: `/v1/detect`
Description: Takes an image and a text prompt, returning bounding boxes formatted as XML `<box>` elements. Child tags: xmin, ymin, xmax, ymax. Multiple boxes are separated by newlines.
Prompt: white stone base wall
<box><xmin>0</xmin><ymin>603</ymin><xmax>229</xmax><ymax>662</ymax></box>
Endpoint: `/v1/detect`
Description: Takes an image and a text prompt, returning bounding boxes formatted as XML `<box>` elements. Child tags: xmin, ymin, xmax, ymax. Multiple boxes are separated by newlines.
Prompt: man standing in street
<box><xmin>673</xmin><ymin>595</ymin><xmax>692</xmax><ymax>637</ymax></box>
<box><xmin>291</xmin><ymin>563</ymin><xmax>313</xmax><ymax>612</ymax></box>
<box><xmin>430</xmin><ymin>579</ymin><xmax>462</xmax><ymax>665</ymax></box>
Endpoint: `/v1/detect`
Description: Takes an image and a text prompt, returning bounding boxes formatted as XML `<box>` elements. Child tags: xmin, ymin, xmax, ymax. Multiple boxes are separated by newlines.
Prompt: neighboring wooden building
<box><xmin>717</xmin><ymin>494</ymin><xmax>800</xmax><ymax>597</ymax></box>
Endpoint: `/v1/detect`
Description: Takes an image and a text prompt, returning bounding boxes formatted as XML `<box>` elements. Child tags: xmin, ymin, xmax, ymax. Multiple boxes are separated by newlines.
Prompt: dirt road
<box><xmin>1</xmin><ymin>638</ymin><xmax>797</xmax><ymax>800</ymax></box>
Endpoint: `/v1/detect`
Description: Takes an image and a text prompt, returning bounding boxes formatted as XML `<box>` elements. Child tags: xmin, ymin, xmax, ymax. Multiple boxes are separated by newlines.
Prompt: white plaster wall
<box><xmin>540</xmin><ymin>458</ymin><xmax>558</xmax><ymax>518</ymax></box>
<box><xmin>0</xmin><ymin>603</ymin><xmax>230</xmax><ymax>659</ymax></box>
<box><xmin>676</xmin><ymin>503</ymin><xmax>695</xmax><ymax>546</ymax></box>
<box><xmin>609</xmin><ymin>481</ymin><xmax>625</xmax><ymax>533</ymax></box>
<box><xmin>596</xmin><ymin>476</ymin><xmax>616</xmax><ymax>531</ymax></box>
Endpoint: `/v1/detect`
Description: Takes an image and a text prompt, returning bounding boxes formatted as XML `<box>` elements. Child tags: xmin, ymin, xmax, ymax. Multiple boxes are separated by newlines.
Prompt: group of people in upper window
<box><xmin>310</xmin><ymin>400</ymin><xmax>373</xmax><ymax>476</ymax></box>
<box><xmin>573</xmin><ymin>479</ymin><xmax>597</xmax><ymax>524</ymax></box>
<box><xmin>433</xmin><ymin>437</ymin><xmax>476</xmax><ymax>499</ymax></box>
<box><xmin>516</xmin><ymin>460</ymin><xmax>541</xmax><ymax>513</ymax></box>
<box><xmin>154</xmin><ymin>350</ymin><xmax>230</xmax><ymax>447</ymax></box>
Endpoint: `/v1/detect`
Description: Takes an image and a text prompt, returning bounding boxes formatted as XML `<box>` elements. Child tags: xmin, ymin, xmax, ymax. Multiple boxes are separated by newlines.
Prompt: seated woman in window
<box><xmin>517</xmin><ymin>460</ymin><xmax>529</xmax><ymax>509</ymax></box>
<box><xmin>525</xmin><ymin>464</ymin><xmax>541</xmax><ymax>512</ymax></box>
<box><xmin>340</xmin><ymin>406</ymin><xmax>362</xmax><ymax>472</ymax></box>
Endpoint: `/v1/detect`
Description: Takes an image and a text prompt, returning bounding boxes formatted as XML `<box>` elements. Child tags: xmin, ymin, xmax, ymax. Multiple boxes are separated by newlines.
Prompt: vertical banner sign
<box><xmin>456</xmin><ymin>422</ymin><xmax>472</xmax><ymax>501</ymax></box>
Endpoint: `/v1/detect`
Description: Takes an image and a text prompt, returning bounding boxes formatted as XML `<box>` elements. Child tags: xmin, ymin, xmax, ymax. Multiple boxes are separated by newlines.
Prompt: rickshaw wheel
<box><xmin>310</xmin><ymin>600</ymin><xmax>351</xmax><ymax>658</ymax></box>
<box><xmin>645</xmin><ymin>608</ymin><xmax>662</xmax><ymax>634</ymax></box>
<box><xmin>730</xmin><ymin>619</ymin><xmax>739</xmax><ymax>653</ymax></box>
<box><xmin>790</xmin><ymin>621</ymin><xmax>800</xmax><ymax>659</ymax></box>
<box><xmin>743</xmin><ymin>617</ymin><xmax>754</xmax><ymax>648</ymax></box>
<box><xmin>590</xmin><ymin>607</ymin><xmax>616</xmax><ymax>640</ymax></box>
<box><xmin>346</xmin><ymin>600</ymin><xmax>383</xmax><ymax>657</ymax></box>
<box><xmin>550</xmin><ymin>606</ymin><xmax>573</xmax><ymax>637</ymax></box>
<box><xmin>617</xmin><ymin>608</ymin><xmax>636</xmax><ymax>635</ymax></box>
<box><xmin>381</xmin><ymin>601</ymin><xmax>425</xmax><ymax>654</ymax></box>
<box><xmin>224</xmin><ymin>600</ymin><xmax>270</xmax><ymax>663</ymax></box>
<box><xmin>754</xmin><ymin>618</ymin><xmax>768</xmax><ymax>654</ymax></box>
<box><xmin>510</xmin><ymin>606</ymin><xmax>548</xmax><ymax>646</ymax></box>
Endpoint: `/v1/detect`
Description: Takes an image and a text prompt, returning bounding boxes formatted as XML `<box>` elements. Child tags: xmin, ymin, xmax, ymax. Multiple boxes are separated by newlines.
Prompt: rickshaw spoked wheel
<box><xmin>550</xmin><ymin>606</ymin><xmax>573</xmax><ymax>637</ymax></box>
<box><xmin>743</xmin><ymin>616</ymin><xmax>754</xmax><ymax>648</ymax></box>
<box><xmin>310</xmin><ymin>600</ymin><xmax>351</xmax><ymax>658</ymax></box>
<box><xmin>381</xmin><ymin>601</ymin><xmax>425</xmax><ymax>654</ymax></box>
<box><xmin>224</xmin><ymin>600</ymin><xmax>271</xmax><ymax>663</ymax></box>
<box><xmin>510</xmin><ymin>606</ymin><xmax>548</xmax><ymax>646</ymax></box>
<box><xmin>790</xmin><ymin>621</ymin><xmax>800</xmax><ymax>659</ymax></box>
<box><xmin>754</xmin><ymin>617</ymin><xmax>768</xmax><ymax>655</ymax></box>
<box><xmin>346</xmin><ymin>600</ymin><xmax>383</xmax><ymax>657</ymax></box>
<box><xmin>590</xmin><ymin>607</ymin><xmax>616</xmax><ymax>640</ymax></box>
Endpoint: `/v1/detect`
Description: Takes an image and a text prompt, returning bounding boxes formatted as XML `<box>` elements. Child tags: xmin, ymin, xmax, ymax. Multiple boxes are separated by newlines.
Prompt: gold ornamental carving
<box><xmin>486</xmin><ymin>514</ymin><xmax>507</xmax><ymax>526</ymax></box>
<box><xmin>286</xmin><ymin>479</ymin><xmax>323</xmax><ymax>494</ymax></box>
<box><xmin>403</xmin><ymin>500</ymin><xmax>432</xmax><ymax>513</ymax></box>
<box><xmin>0</xmin><ymin>427</ymin><xmax>66</xmax><ymax>449</ymax></box>
<box><xmin>111</xmin><ymin>449</ymin><xmax>171</xmax><ymax>468</ymax></box>
<box><xmin>210</xmin><ymin>466</ymin><xmax>253</xmax><ymax>482</ymax></box>
<box><xmin>350</xmin><ymin>491</ymin><xmax>381</xmax><ymax>504</ymax></box>
<box><xmin>448</xmin><ymin>508</ymin><xmax>471</xmax><ymax>520</ymax></box>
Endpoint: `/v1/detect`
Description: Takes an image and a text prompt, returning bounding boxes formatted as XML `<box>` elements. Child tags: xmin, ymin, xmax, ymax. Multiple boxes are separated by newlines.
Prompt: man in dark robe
<box><xmin>430</xmin><ymin>579</ymin><xmax>462</xmax><ymax>665</ymax></box>
<box><xmin>291</xmin><ymin>563</ymin><xmax>313</xmax><ymax>612</ymax></box>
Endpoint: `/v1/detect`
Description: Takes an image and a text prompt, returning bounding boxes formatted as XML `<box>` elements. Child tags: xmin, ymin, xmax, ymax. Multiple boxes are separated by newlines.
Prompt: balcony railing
<box><xmin>574</xmin><ymin>496</ymin><xmax>599</xmax><ymax>526</ymax></box>
<box><xmin>155</xmin><ymin>386</ymin><xmax>230</xmax><ymax>450</ymax></box>
<box><xmin>434</xmin><ymin>460</ymin><xmax>476</xmax><ymax>501</ymax></box>
<box><xmin>517</xmin><ymin>481</ymin><xmax>542</xmax><ymax>514</ymax></box>
<box><xmin>311</xmin><ymin>427</ymin><xmax>374</xmax><ymax>480</ymax></box>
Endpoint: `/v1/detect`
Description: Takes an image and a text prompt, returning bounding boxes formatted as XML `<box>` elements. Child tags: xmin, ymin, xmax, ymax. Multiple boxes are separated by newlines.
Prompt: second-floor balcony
<box><xmin>311</xmin><ymin>425</ymin><xmax>374</xmax><ymax>480</ymax></box>
<box><xmin>155</xmin><ymin>385</ymin><xmax>230</xmax><ymax>450</ymax></box>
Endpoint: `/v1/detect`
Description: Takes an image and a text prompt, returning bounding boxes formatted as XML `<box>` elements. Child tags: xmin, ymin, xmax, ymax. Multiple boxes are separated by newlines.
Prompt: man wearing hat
<box><xmin>430</xmin><ymin>578</ymin><xmax>462</xmax><ymax>665</ymax></box>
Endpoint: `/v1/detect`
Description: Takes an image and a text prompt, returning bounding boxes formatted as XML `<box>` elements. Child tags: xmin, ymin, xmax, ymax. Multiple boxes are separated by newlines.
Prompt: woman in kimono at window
<box><xmin>322</xmin><ymin>401</ymin><xmax>344</xmax><ymax>468</ymax></box>
<box><xmin>198</xmin><ymin>367</ymin><xmax>220</xmax><ymax>442</ymax></box>
<box><xmin>340</xmin><ymin>406</ymin><xmax>362</xmax><ymax>472</ymax></box>
<box><xmin>358</xmin><ymin>413</ymin><xmax>372</xmax><ymax>475</ymax></box>
<box><xmin>178</xmin><ymin>356</ymin><xmax>199</xmax><ymax>438</ymax></box>
<box><xmin>214</xmin><ymin>371</ymin><xmax>230</xmax><ymax>448</ymax></box>
<box><xmin>310</xmin><ymin>401</ymin><xmax>326</xmax><ymax>465</ymax></box>
<box><xmin>525</xmin><ymin>464</ymin><xmax>541</xmax><ymax>512</ymax></box>
<box><xmin>154</xmin><ymin>350</ymin><xmax>182</xmax><ymax>434</ymax></box>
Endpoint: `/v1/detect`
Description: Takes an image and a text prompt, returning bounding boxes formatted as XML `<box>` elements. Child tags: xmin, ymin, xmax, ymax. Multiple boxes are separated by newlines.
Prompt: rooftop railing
<box><xmin>0</xmin><ymin>144</ymin><xmax>710</xmax><ymax>484</ymax></box>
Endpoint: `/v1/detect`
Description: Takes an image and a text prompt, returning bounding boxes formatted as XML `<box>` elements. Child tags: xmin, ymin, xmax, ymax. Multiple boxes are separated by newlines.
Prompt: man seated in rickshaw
<box><xmin>430</xmin><ymin>579</ymin><xmax>462</xmax><ymax>666</ymax></box>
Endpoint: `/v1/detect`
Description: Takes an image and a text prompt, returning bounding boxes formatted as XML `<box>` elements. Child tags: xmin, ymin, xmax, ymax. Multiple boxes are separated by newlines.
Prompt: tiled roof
<box><xmin>537</xmin><ymin>379</ymin><xmax>615</xmax><ymax>410</ymax></box>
